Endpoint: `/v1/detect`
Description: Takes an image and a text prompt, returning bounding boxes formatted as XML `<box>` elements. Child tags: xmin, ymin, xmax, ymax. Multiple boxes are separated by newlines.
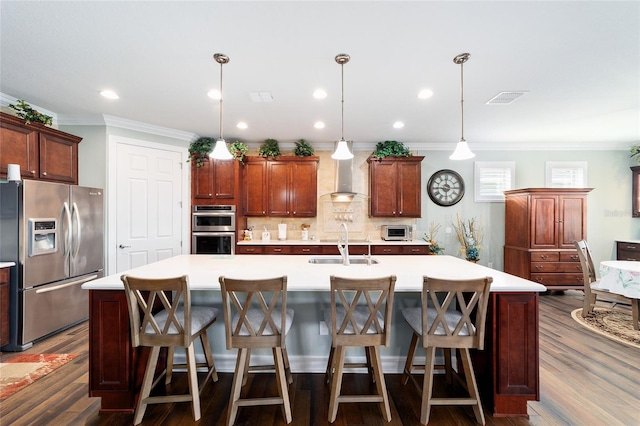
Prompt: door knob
<box><xmin>118</xmin><ymin>244</ymin><xmax>131</xmax><ymax>249</ymax></box>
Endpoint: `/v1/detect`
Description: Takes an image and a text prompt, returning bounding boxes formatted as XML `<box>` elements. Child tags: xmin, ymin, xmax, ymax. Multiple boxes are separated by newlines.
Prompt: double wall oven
<box><xmin>191</xmin><ymin>205</ymin><xmax>236</xmax><ymax>255</ymax></box>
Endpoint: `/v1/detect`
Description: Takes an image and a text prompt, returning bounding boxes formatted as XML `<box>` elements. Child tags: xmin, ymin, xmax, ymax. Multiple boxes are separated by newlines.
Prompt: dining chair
<box><xmin>218</xmin><ymin>275</ymin><xmax>293</xmax><ymax>425</ymax></box>
<box><xmin>401</xmin><ymin>275</ymin><xmax>492</xmax><ymax>425</ymax></box>
<box><xmin>324</xmin><ymin>274</ymin><xmax>396</xmax><ymax>423</ymax></box>
<box><xmin>121</xmin><ymin>274</ymin><xmax>219</xmax><ymax>425</ymax></box>
<box><xmin>574</xmin><ymin>240</ymin><xmax>639</xmax><ymax>329</ymax></box>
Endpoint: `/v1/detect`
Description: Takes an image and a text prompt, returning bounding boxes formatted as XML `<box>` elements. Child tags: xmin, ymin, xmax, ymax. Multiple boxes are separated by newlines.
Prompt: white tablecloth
<box><xmin>599</xmin><ymin>260</ymin><xmax>640</xmax><ymax>299</ymax></box>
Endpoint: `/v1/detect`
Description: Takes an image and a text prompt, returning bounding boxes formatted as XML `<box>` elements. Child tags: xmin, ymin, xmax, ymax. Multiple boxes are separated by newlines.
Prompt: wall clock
<box><xmin>427</xmin><ymin>169</ymin><xmax>465</xmax><ymax>206</ymax></box>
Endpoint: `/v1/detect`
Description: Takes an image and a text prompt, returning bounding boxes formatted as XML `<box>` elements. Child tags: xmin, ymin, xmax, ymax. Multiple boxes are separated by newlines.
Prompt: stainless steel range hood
<box><xmin>331</xmin><ymin>141</ymin><xmax>356</xmax><ymax>199</ymax></box>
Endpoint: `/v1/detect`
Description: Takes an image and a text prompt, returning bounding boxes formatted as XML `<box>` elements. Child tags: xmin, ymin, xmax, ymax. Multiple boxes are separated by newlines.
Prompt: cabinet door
<box><xmin>268</xmin><ymin>162</ymin><xmax>291</xmax><ymax>216</ymax></box>
<box><xmin>243</xmin><ymin>160</ymin><xmax>267</xmax><ymax>216</ymax></box>
<box><xmin>290</xmin><ymin>160</ymin><xmax>317</xmax><ymax>217</ymax></box>
<box><xmin>369</xmin><ymin>161</ymin><xmax>398</xmax><ymax>217</ymax></box>
<box><xmin>213</xmin><ymin>159</ymin><xmax>236</xmax><ymax>201</ymax></box>
<box><xmin>397</xmin><ymin>161</ymin><xmax>421</xmax><ymax>217</ymax></box>
<box><xmin>0</xmin><ymin>120</ymin><xmax>39</xmax><ymax>179</ymax></box>
<box><xmin>558</xmin><ymin>195</ymin><xmax>586</xmax><ymax>249</ymax></box>
<box><xmin>39</xmin><ymin>133</ymin><xmax>78</xmax><ymax>183</ymax></box>
<box><xmin>192</xmin><ymin>158</ymin><xmax>214</xmax><ymax>200</ymax></box>
<box><xmin>530</xmin><ymin>195</ymin><xmax>558</xmax><ymax>249</ymax></box>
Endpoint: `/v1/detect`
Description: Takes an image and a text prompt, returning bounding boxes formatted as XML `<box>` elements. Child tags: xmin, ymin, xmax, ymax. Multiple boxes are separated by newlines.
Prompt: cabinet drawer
<box><xmin>291</xmin><ymin>246</ymin><xmax>320</xmax><ymax>255</ymax></box>
<box><xmin>617</xmin><ymin>242</ymin><xmax>640</xmax><ymax>261</ymax></box>
<box><xmin>372</xmin><ymin>245</ymin><xmax>403</xmax><ymax>255</ymax></box>
<box><xmin>530</xmin><ymin>252</ymin><xmax>559</xmax><ymax>262</ymax></box>
<box><xmin>531</xmin><ymin>262</ymin><xmax>583</xmax><ymax>273</ymax></box>
<box><xmin>403</xmin><ymin>246</ymin><xmax>429</xmax><ymax>255</ymax></box>
<box><xmin>263</xmin><ymin>246</ymin><xmax>292</xmax><ymax>254</ymax></box>
<box><xmin>559</xmin><ymin>252</ymin><xmax>580</xmax><ymax>262</ymax></box>
<box><xmin>236</xmin><ymin>246</ymin><xmax>264</xmax><ymax>254</ymax></box>
<box><xmin>530</xmin><ymin>273</ymin><xmax>583</xmax><ymax>286</ymax></box>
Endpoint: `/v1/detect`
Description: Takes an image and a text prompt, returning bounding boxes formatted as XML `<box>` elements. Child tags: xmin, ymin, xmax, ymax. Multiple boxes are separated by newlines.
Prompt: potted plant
<box><xmin>258</xmin><ymin>138</ymin><xmax>281</xmax><ymax>159</ymax></box>
<box><xmin>8</xmin><ymin>100</ymin><xmax>53</xmax><ymax>126</ymax></box>
<box><xmin>229</xmin><ymin>141</ymin><xmax>248</xmax><ymax>164</ymax></box>
<box><xmin>187</xmin><ymin>137</ymin><xmax>216</xmax><ymax>168</ymax></box>
<box><xmin>631</xmin><ymin>145</ymin><xmax>640</xmax><ymax>165</ymax></box>
<box><xmin>294</xmin><ymin>139</ymin><xmax>314</xmax><ymax>157</ymax></box>
<box><xmin>371</xmin><ymin>140</ymin><xmax>412</xmax><ymax>159</ymax></box>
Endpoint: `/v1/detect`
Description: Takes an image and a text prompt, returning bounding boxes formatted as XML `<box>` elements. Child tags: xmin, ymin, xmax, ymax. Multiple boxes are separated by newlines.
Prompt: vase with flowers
<box><xmin>453</xmin><ymin>214</ymin><xmax>484</xmax><ymax>262</ymax></box>
<box><xmin>423</xmin><ymin>221</ymin><xmax>445</xmax><ymax>255</ymax></box>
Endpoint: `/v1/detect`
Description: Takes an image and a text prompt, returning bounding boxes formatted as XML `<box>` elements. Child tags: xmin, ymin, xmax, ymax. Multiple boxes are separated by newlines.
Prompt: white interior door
<box><xmin>111</xmin><ymin>137</ymin><xmax>187</xmax><ymax>273</ymax></box>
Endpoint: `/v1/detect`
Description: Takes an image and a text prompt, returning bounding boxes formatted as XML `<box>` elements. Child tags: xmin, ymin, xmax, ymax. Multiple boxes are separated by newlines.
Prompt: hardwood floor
<box><xmin>1</xmin><ymin>291</ymin><xmax>638</xmax><ymax>425</ymax></box>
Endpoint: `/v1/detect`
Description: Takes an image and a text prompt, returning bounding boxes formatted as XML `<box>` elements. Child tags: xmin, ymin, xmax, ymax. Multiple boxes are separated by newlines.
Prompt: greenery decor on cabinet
<box><xmin>8</xmin><ymin>100</ymin><xmax>53</xmax><ymax>126</ymax></box>
<box><xmin>258</xmin><ymin>138</ymin><xmax>281</xmax><ymax>158</ymax></box>
<box><xmin>229</xmin><ymin>141</ymin><xmax>248</xmax><ymax>164</ymax></box>
<box><xmin>371</xmin><ymin>140</ymin><xmax>412</xmax><ymax>159</ymax></box>
<box><xmin>294</xmin><ymin>139</ymin><xmax>314</xmax><ymax>157</ymax></box>
<box><xmin>188</xmin><ymin>137</ymin><xmax>215</xmax><ymax>168</ymax></box>
<box><xmin>631</xmin><ymin>145</ymin><xmax>640</xmax><ymax>165</ymax></box>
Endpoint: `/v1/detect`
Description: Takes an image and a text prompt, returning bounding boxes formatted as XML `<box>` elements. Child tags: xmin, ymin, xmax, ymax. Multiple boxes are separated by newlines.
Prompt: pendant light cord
<box><xmin>341</xmin><ymin>61</ymin><xmax>345</xmax><ymax>140</ymax></box>
<box><xmin>219</xmin><ymin>61</ymin><xmax>224</xmax><ymax>140</ymax></box>
<box><xmin>460</xmin><ymin>60</ymin><xmax>464</xmax><ymax>141</ymax></box>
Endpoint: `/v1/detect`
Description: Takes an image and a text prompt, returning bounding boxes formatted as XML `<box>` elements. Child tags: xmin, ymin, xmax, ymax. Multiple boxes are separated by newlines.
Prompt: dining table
<box><xmin>599</xmin><ymin>260</ymin><xmax>640</xmax><ymax>299</ymax></box>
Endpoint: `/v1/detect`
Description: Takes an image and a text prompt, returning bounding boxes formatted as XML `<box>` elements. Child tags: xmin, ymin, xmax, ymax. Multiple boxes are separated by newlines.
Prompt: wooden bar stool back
<box><xmin>121</xmin><ymin>274</ymin><xmax>219</xmax><ymax>425</ymax></box>
<box><xmin>218</xmin><ymin>275</ymin><xmax>293</xmax><ymax>426</ymax></box>
<box><xmin>401</xmin><ymin>275</ymin><xmax>492</xmax><ymax>425</ymax></box>
<box><xmin>324</xmin><ymin>274</ymin><xmax>396</xmax><ymax>423</ymax></box>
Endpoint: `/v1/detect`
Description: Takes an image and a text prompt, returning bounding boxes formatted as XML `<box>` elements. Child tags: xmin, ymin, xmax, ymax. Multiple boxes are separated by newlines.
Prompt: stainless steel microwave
<box><xmin>381</xmin><ymin>225</ymin><xmax>412</xmax><ymax>241</ymax></box>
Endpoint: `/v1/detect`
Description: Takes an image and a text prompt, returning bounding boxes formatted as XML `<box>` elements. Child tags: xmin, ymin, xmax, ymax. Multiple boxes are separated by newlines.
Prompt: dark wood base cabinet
<box><xmin>88</xmin><ymin>289</ymin><xmax>539</xmax><ymax>417</ymax></box>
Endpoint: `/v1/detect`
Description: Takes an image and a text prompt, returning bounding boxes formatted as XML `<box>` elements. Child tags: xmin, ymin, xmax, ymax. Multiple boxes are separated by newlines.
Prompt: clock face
<box><xmin>427</xmin><ymin>169</ymin><xmax>465</xmax><ymax>206</ymax></box>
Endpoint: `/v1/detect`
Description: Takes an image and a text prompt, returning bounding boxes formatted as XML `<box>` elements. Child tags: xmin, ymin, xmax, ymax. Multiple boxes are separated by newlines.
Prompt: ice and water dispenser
<box><xmin>28</xmin><ymin>218</ymin><xmax>58</xmax><ymax>256</ymax></box>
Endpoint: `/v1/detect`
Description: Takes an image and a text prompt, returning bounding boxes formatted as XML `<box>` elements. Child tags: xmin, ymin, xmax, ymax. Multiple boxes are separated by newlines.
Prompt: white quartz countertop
<box><xmin>0</xmin><ymin>262</ymin><xmax>15</xmax><ymax>269</ymax></box>
<box><xmin>82</xmin><ymin>254</ymin><xmax>546</xmax><ymax>293</ymax></box>
<box><xmin>237</xmin><ymin>239</ymin><xmax>429</xmax><ymax>246</ymax></box>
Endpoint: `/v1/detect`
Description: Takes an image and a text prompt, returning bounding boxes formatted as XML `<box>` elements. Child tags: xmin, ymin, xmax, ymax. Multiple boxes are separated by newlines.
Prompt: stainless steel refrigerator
<box><xmin>0</xmin><ymin>180</ymin><xmax>104</xmax><ymax>351</ymax></box>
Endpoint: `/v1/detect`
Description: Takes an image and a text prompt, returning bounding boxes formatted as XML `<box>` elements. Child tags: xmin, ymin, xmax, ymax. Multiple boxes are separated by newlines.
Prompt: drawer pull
<box><xmin>625</xmin><ymin>245</ymin><xmax>637</xmax><ymax>250</ymax></box>
<box><xmin>539</xmin><ymin>255</ymin><xmax>549</xmax><ymax>260</ymax></box>
<box><xmin>535</xmin><ymin>265</ymin><xmax>543</xmax><ymax>270</ymax></box>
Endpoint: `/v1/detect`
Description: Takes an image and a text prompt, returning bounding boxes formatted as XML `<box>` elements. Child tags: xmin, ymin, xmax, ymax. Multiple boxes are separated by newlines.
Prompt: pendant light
<box><xmin>209</xmin><ymin>53</ymin><xmax>233</xmax><ymax>160</ymax></box>
<box><xmin>332</xmin><ymin>53</ymin><xmax>354</xmax><ymax>160</ymax></box>
<box><xmin>449</xmin><ymin>52</ymin><xmax>475</xmax><ymax>160</ymax></box>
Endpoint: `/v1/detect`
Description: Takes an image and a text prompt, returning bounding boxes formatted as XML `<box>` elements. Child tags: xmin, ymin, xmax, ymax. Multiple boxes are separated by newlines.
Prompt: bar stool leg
<box><xmin>227</xmin><ymin>348</ymin><xmax>249</xmax><ymax>426</ymax></box>
<box><xmin>328</xmin><ymin>346</ymin><xmax>346</xmax><ymax>422</ymax></box>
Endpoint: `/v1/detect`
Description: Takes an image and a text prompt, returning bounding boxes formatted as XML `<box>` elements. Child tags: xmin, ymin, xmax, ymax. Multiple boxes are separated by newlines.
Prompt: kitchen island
<box><xmin>82</xmin><ymin>254</ymin><xmax>545</xmax><ymax>418</ymax></box>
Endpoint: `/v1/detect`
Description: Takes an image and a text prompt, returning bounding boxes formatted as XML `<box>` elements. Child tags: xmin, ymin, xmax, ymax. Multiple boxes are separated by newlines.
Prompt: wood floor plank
<box><xmin>1</xmin><ymin>291</ymin><xmax>639</xmax><ymax>425</ymax></box>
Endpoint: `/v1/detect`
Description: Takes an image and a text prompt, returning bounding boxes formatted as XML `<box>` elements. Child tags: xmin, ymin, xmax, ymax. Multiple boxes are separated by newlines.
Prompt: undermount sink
<box><xmin>308</xmin><ymin>256</ymin><xmax>379</xmax><ymax>265</ymax></box>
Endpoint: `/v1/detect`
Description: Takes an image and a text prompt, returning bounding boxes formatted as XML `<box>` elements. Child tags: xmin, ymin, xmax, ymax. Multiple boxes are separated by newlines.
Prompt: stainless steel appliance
<box><xmin>191</xmin><ymin>205</ymin><xmax>236</xmax><ymax>255</ymax></box>
<box><xmin>381</xmin><ymin>225</ymin><xmax>412</xmax><ymax>241</ymax></box>
<box><xmin>0</xmin><ymin>180</ymin><xmax>104</xmax><ymax>351</ymax></box>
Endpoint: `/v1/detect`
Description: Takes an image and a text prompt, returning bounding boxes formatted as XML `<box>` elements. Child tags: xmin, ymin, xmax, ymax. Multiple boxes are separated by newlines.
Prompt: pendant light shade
<box><xmin>209</xmin><ymin>53</ymin><xmax>233</xmax><ymax>160</ymax></box>
<box><xmin>332</xmin><ymin>54</ymin><xmax>354</xmax><ymax>160</ymax></box>
<box><xmin>449</xmin><ymin>53</ymin><xmax>475</xmax><ymax>160</ymax></box>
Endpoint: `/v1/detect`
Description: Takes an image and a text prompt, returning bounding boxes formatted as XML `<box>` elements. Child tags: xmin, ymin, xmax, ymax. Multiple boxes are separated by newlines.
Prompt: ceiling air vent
<box><xmin>486</xmin><ymin>91</ymin><xmax>528</xmax><ymax>105</ymax></box>
<box><xmin>249</xmin><ymin>91</ymin><xmax>273</xmax><ymax>102</ymax></box>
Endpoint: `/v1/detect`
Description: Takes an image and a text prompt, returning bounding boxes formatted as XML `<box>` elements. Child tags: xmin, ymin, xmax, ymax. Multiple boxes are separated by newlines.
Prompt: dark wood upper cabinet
<box><xmin>243</xmin><ymin>156</ymin><xmax>318</xmax><ymax>217</ymax></box>
<box><xmin>0</xmin><ymin>112</ymin><xmax>81</xmax><ymax>184</ymax></box>
<box><xmin>368</xmin><ymin>156</ymin><xmax>424</xmax><ymax>217</ymax></box>
<box><xmin>191</xmin><ymin>157</ymin><xmax>241</xmax><ymax>206</ymax></box>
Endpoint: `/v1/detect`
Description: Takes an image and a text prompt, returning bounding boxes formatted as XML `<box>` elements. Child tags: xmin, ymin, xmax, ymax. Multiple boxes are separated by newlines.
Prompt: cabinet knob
<box><xmin>30</xmin><ymin>170</ymin><xmax>36</xmax><ymax>174</ymax></box>
<box><xmin>42</xmin><ymin>171</ymin><xmax>47</xmax><ymax>176</ymax></box>
<box><xmin>535</xmin><ymin>265</ymin><xmax>543</xmax><ymax>270</ymax></box>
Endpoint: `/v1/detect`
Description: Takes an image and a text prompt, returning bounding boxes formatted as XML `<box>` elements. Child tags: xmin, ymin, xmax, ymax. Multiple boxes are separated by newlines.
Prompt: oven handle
<box><xmin>192</xmin><ymin>232</ymin><xmax>237</xmax><ymax>236</ymax></box>
<box><xmin>35</xmin><ymin>274</ymin><xmax>99</xmax><ymax>294</ymax></box>
<box><xmin>192</xmin><ymin>212</ymin><xmax>236</xmax><ymax>217</ymax></box>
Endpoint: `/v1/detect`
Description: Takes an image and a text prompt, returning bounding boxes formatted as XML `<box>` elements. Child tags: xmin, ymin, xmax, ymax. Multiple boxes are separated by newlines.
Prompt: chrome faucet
<box><xmin>363</xmin><ymin>235</ymin><xmax>372</xmax><ymax>266</ymax></box>
<box><xmin>337</xmin><ymin>222</ymin><xmax>350</xmax><ymax>266</ymax></box>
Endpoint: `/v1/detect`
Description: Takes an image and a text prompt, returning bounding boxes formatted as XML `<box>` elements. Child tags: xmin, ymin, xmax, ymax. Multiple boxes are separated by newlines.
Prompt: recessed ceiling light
<box><xmin>393</xmin><ymin>121</ymin><xmax>405</xmax><ymax>129</ymax></box>
<box><xmin>314</xmin><ymin>121</ymin><xmax>325</xmax><ymax>129</ymax></box>
<box><xmin>417</xmin><ymin>89</ymin><xmax>434</xmax><ymax>99</ymax></box>
<box><xmin>207</xmin><ymin>90</ymin><xmax>221</xmax><ymax>100</ymax></box>
<box><xmin>100</xmin><ymin>90</ymin><xmax>119</xmax><ymax>99</ymax></box>
<box><xmin>236</xmin><ymin>122</ymin><xmax>248</xmax><ymax>129</ymax></box>
<box><xmin>313</xmin><ymin>89</ymin><xmax>327</xmax><ymax>99</ymax></box>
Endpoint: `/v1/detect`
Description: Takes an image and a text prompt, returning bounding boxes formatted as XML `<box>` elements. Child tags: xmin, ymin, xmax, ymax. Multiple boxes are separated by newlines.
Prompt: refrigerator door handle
<box><xmin>35</xmin><ymin>274</ymin><xmax>99</xmax><ymax>294</ymax></box>
<box><xmin>61</xmin><ymin>202</ymin><xmax>72</xmax><ymax>259</ymax></box>
<box><xmin>71</xmin><ymin>202</ymin><xmax>81</xmax><ymax>259</ymax></box>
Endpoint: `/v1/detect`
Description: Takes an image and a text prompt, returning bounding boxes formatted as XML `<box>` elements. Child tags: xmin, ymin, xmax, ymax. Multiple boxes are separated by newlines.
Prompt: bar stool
<box><xmin>401</xmin><ymin>275</ymin><xmax>492</xmax><ymax>425</ymax></box>
<box><xmin>121</xmin><ymin>274</ymin><xmax>219</xmax><ymax>425</ymax></box>
<box><xmin>324</xmin><ymin>275</ymin><xmax>396</xmax><ymax>423</ymax></box>
<box><xmin>218</xmin><ymin>275</ymin><xmax>293</xmax><ymax>425</ymax></box>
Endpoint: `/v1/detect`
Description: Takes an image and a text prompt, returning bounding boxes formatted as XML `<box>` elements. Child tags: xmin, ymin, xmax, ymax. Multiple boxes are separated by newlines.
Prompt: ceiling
<box><xmin>1</xmin><ymin>1</ymin><xmax>638</xmax><ymax>152</ymax></box>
